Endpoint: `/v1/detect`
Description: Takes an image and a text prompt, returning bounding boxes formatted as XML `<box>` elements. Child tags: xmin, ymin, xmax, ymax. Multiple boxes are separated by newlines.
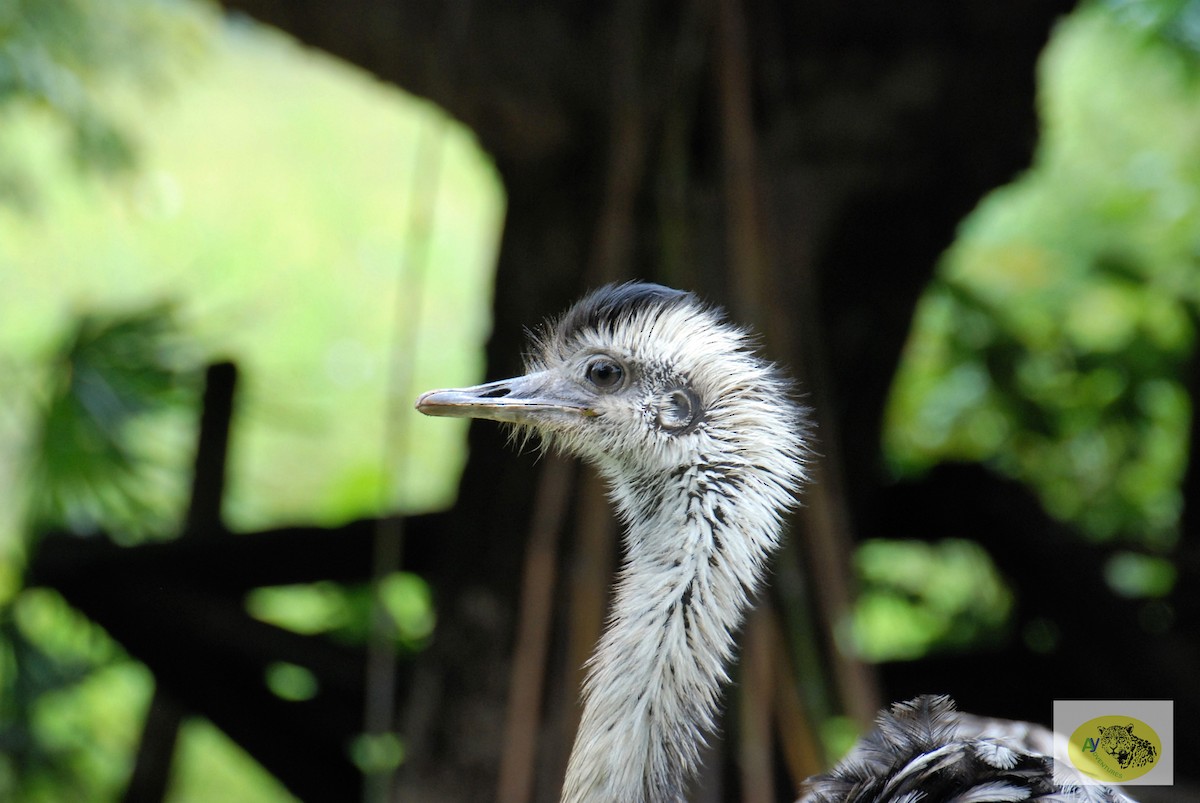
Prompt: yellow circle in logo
<box><xmin>1069</xmin><ymin>715</ymin><xmax>1162</xmax><ymax>782</ymax></box>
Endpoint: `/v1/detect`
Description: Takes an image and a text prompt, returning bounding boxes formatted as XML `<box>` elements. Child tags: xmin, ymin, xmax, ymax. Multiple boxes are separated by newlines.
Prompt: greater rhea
<box><xmin>416</xmin><ymin>283</ymin><xmax>1137</xmax><ymax>803</ymax></box>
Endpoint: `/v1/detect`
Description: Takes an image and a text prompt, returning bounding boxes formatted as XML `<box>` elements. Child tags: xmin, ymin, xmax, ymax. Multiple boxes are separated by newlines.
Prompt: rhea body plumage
<box><xmin>416</xmin><ymin>283</ymin><xmax>1137</xmax><ymax>803</ymax></box>
<box><xmin>800</xmin><ymin>695</ymin><xmax>1137</xmax><ymax>802</ymax></box>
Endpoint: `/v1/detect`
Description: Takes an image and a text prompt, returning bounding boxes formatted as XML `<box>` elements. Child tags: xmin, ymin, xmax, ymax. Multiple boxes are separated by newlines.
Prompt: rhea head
<box><xmin>415</xmin><ymin>282</ymin><xmax>808</xmax><ymax>501</ymax></box>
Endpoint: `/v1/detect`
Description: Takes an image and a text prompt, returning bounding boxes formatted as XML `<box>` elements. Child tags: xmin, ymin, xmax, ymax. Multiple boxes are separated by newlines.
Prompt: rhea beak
<box><xmin>415</xmin><ymin>371</ymin><xmax>595</xmax><ymax>425</ymax></box>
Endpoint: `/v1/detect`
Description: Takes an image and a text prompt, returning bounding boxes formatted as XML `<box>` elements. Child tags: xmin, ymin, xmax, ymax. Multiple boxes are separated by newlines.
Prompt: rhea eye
<box><xmin>658</xmin><ymin>389</ymin><xmax>698</xmax><ymax>432</ymax></box>
<box><xmin>586</xmin><ymin>357</ymin><xmax>625</xmax><ymax>390</ymax></box>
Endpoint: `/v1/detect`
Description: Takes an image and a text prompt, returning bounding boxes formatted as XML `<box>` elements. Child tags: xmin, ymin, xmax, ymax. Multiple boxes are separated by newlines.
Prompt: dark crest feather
<box><xmin>551</xmin><ymin>282</ymin><xmax>691</xmax><ymax>347</ymax></box>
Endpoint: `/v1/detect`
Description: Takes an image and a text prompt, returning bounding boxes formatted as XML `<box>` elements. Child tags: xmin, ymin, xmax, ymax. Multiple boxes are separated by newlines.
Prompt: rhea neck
<box><xmin>561</xmin><ymin>440</ymin><xmax>788</xmax><ymax>803</ymax></box>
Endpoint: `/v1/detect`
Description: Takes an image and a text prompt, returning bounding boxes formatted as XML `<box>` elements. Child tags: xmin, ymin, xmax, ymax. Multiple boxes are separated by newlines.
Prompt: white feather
<box><xmin>973</xmin><ymin>739</ymin><xmax>1020</xmax><ymax>770</ymax></box>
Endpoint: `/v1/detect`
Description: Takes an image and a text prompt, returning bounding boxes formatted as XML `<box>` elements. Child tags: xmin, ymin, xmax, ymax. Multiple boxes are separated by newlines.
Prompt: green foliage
<box><xmin>1104</xmin><ymin>551</ymin><xmax>1178</xmax><ymax>597</ymax></box>
<box><xmin>1</xmin><ymin>6</ymin><xmax>500</xmax><ymax>803</ymax></box>
<box><xmin>0</xmin><ymin>303</ymin><xmax>196</xmax><ymax>800</ymax></box>
<box><xmin>1099</xmin><ymin>0</ymin><xmax>1200</xmax><ymax>58</ymax></box>
<box><xmin>244</xmin><ymin>582</ymin><xmax>354</xmax><ymax>638</ymax></box>
<box><xmin>859</xmin><ymin>6</ymin><xmax>1200</xmax><ymax>661</ymax></box>
<box><xmin>0</xmin><ymin>589</ymin><xmax>150</xmax><ymax>802</ymax></box>
<box><xmin>0</xmin><ymin>18</ymin><xmax>504</xmax><ymax>536</ymax></box>
<box><xmin>849</xmin><ymin>540</ymin><xmax>1012</xmax><ymax>661</ymax></box>
<box><xmin>349</xmin><ymin>732</ymin><xmax>405</xmax><ymax>776</ymax></box>
<box><xmin>246</xmin><ymin>572</ymin><xmax>436</xmax><ymax>654</ymax></box>
<box><xmin>886</xmin><ymin>7</ymin><xmax>1200</xmax><ymax>550</ymax></box>
<box><xmin>263</xmin><ymin>662</ymin><xmax>319</xmax><ymax>703</ymax></box>
<box><xmin>25</xmin><ymin>305</ymin><xmax>199</xmax><ymax>541</ymax></box>
<box><xmin>165</xmin><ymin>718</ymin><xmax>296</xmax><ymax>802</ymax></box>
<box><xmin>0</xmin><ymin>0</ymin><xmax>216</xmax><ymax>207</ymax></box>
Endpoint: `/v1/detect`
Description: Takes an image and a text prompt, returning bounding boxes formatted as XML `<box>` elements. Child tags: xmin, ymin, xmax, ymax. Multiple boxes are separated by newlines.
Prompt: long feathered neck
<box><xmin>561</xmin><ymin>439</ymin><xmax>798</xmax><ymax>803</ymax></box>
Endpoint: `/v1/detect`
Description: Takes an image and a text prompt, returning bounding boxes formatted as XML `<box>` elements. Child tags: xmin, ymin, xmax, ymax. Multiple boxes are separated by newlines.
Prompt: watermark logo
<box><xmin>1054</xmin><ymin>700</ymin><xmax>1173</xmax><ymax>786</ymax></box>
<box><xmin>1070</xmin><ymin>716</ymin><xmax>1160</xmax><ymax>781</ymax></box>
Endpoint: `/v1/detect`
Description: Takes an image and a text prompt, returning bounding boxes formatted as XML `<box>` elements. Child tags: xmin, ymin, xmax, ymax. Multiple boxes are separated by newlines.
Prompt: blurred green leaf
<box><xmin>246</xmin><ymin>572</ymin><xmax>436</xmax><ymax>653</ymax></box>
<box><xmin>349</xmin><ymin>732</ymin><xmax>405</xmax><ymax>775</ymax></box>
<box><xmin>0</xmin><ymin>592</ymin><xmax>147</xmax><ymax>802</ymax></box>
<box><xmin>378</xmin><ymin>572</ymin><xmax>436</xmax><ymax>647</ymax></box>
<box><xmin>1104</xmin><ymin>551</ymin><xmax>1178</xmax><ymax>597</ymax></box>
<box><xmin>886</xmin><ymin>7</ymin><xmax>1200</xmax><ymax>550</ymax></box>
<box><xmin>850</xmin><ymin>539</ymin><xmax>1012</xmax><ymax>661</ymax></box>
<box><xmin>25</xmin><ymin>304</ymin><xmax>199</xmax><ymax>541</ymax></box>
<box><xmin>245</xmin><ymin>582</ymin><xmax>354</xmax><ymax>638</ymax></box>
<box><xmin>0</xmin><ymin>0</ymin><xmax>216</xmax><ymax>208</ymax></box>
<box><xmin>1099</xmin><ymin>0</ymin><xmax>1200</xmax><ymax>59</ymax></box>
<box><xmin>263</xmin><ymin>662</ymin><xmax>319</xmax><ymax>703</ymax></box>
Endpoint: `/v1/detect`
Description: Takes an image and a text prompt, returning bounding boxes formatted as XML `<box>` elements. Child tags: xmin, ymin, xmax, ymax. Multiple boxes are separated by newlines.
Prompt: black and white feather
<box><xmin>799</xmin><ymin>695</ymin><xmax>1138</xmax><ymax>803</ymax></box>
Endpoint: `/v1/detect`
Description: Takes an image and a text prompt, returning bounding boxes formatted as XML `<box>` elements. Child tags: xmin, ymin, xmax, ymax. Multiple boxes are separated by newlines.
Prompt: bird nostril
<box><xmin>480</xmin><ymin>386</ymin><xmax>511</xmax><ymax>399</ymax></box>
